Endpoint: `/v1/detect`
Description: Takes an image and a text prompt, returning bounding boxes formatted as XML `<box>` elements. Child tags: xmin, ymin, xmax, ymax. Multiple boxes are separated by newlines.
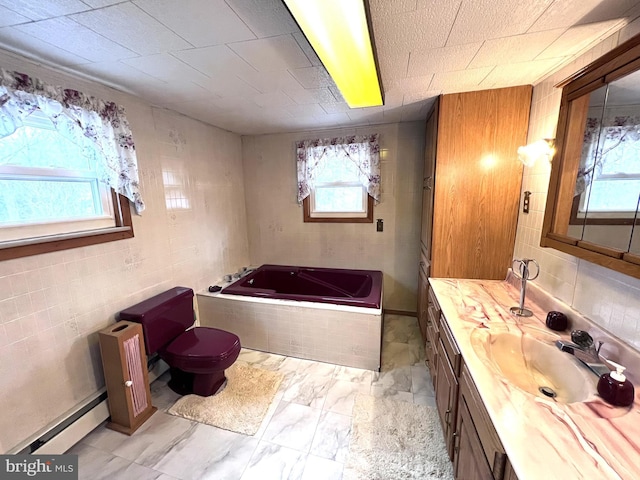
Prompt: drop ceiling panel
<box><xmin>230</xmin><ymin>35</ymin><xmax>311</xmax><ymax>72</ymax></box>
<box><xmin>251</xmin><ymin>91</ymin><xmax>295</xmax><ymax>109</ymax></box>
<box><xmin>14</xmin><ymin>17</ymin><xmax>137</xmax><ymax>63</ymax></box>
<box><xmin>408</xmin><ymin>42</ymin><xmax>483</xmax><ymax>77</ymax></box>
<box><xmin>0</xmin><ymin>6</ymin><xmax>29</xmax><ymax>27</ymax></box>
<box><xmin>292</xmin><ymin>32</ymin><xmax>322</xmax><ymax>66</ymax></box>
<box><xmin>530</xmin><ymin>0</ymin><xmax>638</xmax><ymax>32</ymax></box>
<box><xmin>70</xmin><ymin>2</ymin><xmax>192</xmax><ymax>55</ymax></box>
<box><xmin>430</xmin><ymin>66</ymin><xmax>494</xmax><ymax>92</ymax></box>
<box><xmin>469</xmin><ymin>30</ymin><xmax>565</xmax><ymax>68</ymax></box>
<box><xmin>446</xmin><ymin>0</ymin><xmax>554</xmax><ymax>46</ymax></box>
<box><xmin>76</xmin><ymin>60</ymin><xmax>169</xmax><ymax>92</ymax></box>
<box><xmin>120</xmin><ymin>53</ymin><xmax>212</xmax><ymax>87</ymax></box>
<box><xmin>237</xmin><ymin>69</ymin><xmax>302</xmax><ymax>94</ymax></box>
<box><xmin>174</xmin><ymin>45</ymin><xmax>256</xmax><ymax>79</ymax></box>
<box><xmin>133</xmin><ymin>0</ymin><xmax>256</xmax><ymax>47</ymax></box>
<box><xmin>286</xmin><ymin>103</ymin><xmax>326</xmax><ymax>117</ymax></box>
<box><xmin>370</xmin><ymin>1</ymin><xmax>462</xmax><ymax>52</ymax></box>
<box><xmin>290</xmin><ymin>66</ymin><xmax>335</xmax><ymax>89</ymax></box>
<box><xmin>0</xmin><ymin>0</ymin><xmax>90</xmax><ymax>21</ymax></box>
<box><xmin>0</xmin><ymin>27</ymin><xmax>90</xmax><ymax>66</ymax></box>
<box><xmin>284</xmin><ymin>87</ymin><xmax>337</xmax><ymax>105</ymax></box>
<box><xmin>480</xmin><ymin>58</ymin><xmax>565</xmax><ymax>88</ymax></box>
<box><xmin>537</xmin><ymin>20</ymin><xmax>625</xmax><ymax>59</ymax></box>
<box><xmin>225</xmin><ymin>0</ymin><xmax>299</xmax><ymax>37</ymax></box>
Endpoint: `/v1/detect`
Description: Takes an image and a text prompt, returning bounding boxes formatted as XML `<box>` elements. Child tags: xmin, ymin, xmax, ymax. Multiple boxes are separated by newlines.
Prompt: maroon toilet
<box><xmin>119</xmin><ymin>287</ymin><xmax>240</xmax><ymax>397</ymax></box>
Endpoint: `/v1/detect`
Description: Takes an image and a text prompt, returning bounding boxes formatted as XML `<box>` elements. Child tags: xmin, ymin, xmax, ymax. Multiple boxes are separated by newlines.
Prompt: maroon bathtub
<box><xmin>222</xmin><ymin>264</ymin><xmax>383</xmax><ymax>309</ymax></box>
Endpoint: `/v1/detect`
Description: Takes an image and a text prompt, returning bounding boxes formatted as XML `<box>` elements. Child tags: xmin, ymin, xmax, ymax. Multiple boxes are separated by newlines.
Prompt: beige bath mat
<box><xmin>344</xmin><ymin>394</ymin><xmax>454</xmax><ymax>480</ymax></box>
<box><xmin>167</xmin><ymin>363</ymin><xmax>283</xmax><ymax>436</ymax></box>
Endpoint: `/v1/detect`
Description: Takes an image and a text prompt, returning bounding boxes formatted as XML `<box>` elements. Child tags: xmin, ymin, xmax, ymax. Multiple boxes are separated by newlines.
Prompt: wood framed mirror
<box><xmin>541</xmin><ymin>32</ymin><xmax>640</xmax><ymax>280</ymax></box>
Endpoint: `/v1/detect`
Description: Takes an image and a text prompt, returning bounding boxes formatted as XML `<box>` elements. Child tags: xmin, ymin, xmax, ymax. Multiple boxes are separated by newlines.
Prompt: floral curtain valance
<box><xmin>0</xmin><ymin>68</ymin><xmax>145</xmax><ymax>214</ymax></box>
<box><xmin>577</xmin><ymin>115</ymin><xmax>640</xmax><ymax>196</ymax></box>
<box><xmin>296</xmin><ymin>134</ymin><xmax>380</xmax><ymax>204</ymax></box>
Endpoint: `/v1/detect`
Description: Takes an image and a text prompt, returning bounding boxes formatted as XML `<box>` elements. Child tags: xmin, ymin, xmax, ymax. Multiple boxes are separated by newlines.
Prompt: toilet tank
<box><xmin>119</xmin><ymin>287</ymin><xmax>195</xmax><ymax>355</ymax></box>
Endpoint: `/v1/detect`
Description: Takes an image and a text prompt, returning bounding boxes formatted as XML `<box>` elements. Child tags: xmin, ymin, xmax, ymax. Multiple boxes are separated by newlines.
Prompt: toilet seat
<box><xmin>161</xmin><ymin>327</ymin><xmax>240</xmax><ymax>374</ymax></box>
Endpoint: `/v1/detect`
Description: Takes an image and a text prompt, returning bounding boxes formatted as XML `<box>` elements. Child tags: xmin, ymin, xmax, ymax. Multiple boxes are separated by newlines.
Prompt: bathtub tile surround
<box><xmin>515</xmin><ymin>16</ymin><xmax>640</xmax><ymax>351</ymax></box>
<box><xmin>430</xmin><ymin>278</ymin><xmax>640</xmax><ymax>479</ymax></box>
<box><xmin>198</xmin><ymin>291</ymin><xmax>382</xmax><ymax>371</ymax></box>
<box><xmin>68</xmin><ymin>314</ymin><xmax>439</xmax><ymax>479</ymax></box>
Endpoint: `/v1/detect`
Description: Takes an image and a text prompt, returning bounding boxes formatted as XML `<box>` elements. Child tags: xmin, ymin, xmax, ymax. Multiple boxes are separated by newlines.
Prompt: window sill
<box><xmin>0</xmin><ymin>192</ymin><xmax>134</xmax><ymax>261</ymax></box>
<box><xmin>0</xmin><ymin>226</ymin><xmax>134</xmax><ymax>261</ymax></box>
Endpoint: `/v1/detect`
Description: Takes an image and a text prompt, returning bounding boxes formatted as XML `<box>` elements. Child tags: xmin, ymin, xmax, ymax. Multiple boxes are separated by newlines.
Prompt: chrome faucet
<box><xmin>556</xmin><ymin>330</ymin><xmax>610</xmax><ymax>377</ymax></box>
<box><xmin>510</xmin><ymin>258</ymin><xmax>539</xmax><ymax>317</ymax></box>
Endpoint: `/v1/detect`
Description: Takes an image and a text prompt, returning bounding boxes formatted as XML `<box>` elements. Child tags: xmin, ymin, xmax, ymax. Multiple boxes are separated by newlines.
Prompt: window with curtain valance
<box><xmin>0</xmin><ymin>68</ymin><xmax>144</xmax><ymax>260</ymax></box>
<box><xmin>296</xmin><ymin>134</ymin><xmax>380</xmax><ymax>223</ymax></box>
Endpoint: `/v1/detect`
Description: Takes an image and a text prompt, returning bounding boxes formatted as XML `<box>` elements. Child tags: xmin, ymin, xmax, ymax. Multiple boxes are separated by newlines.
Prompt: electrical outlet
<box><xmin>376</xmin><ymin>219</ymin><xmax>383</xmax><ymax>232</ymax></box>
<box><xmin>523</xmin><ymin>191</ymin><xmax>531</xmax><ymax>214</ymax></box>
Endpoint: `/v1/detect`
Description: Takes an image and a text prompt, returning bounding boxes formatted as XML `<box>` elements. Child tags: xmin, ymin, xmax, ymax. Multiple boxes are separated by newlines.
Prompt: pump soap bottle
<box><xmin>597</xmin><ymin>361</ymin><xmax>635</xmax><ymax>407</ymax></box>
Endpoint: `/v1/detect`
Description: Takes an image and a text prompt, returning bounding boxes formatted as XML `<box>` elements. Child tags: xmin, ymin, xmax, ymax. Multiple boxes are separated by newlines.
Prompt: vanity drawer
<box><xmin>460</xmin><ymin>365</ymin><xmax>506</xmax><ymax>479</ymax></box>
<box><xmin>439</xmin><ymin>314</ymin><xmax>461</xmax><ymax>376</ymax></box>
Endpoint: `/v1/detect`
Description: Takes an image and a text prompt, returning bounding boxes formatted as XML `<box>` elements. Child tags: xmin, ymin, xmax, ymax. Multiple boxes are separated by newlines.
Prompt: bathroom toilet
<box><xmin>119</xmin><ymin>287</ymin><xmax>240</xmax><ymax>397</ymax></box>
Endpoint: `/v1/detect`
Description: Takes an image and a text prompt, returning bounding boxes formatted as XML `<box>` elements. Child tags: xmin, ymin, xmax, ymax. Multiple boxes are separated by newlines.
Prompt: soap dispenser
<box><xmin>597</xmin><ymin>361</ymin><xmax>635</xmax><ymax>407</ymax></box>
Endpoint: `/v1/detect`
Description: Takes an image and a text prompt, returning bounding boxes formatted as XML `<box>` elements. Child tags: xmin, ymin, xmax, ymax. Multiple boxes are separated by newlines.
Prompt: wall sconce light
<box><xmin>517</xmin><ymin>138</ymin><xmax>555</xmax><ymax>167</ymax></box>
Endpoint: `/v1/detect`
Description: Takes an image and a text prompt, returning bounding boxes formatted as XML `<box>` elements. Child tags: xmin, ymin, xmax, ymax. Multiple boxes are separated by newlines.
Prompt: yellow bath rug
<box><xmin>167</xmin><ymin>363</ymin><xmax>283</xmax><ymax>436</ymax></box>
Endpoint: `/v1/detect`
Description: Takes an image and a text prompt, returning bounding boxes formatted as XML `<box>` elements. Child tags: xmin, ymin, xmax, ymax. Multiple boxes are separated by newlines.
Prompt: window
<box><xmin>297</xmin><ymin>134</ymin><xmax>380</xmax><ymax>223</ymax></box>
<box><xmin>0</xmin><ymin>68</ymin><xmax>143</xmax><ymax>260</ymax></box>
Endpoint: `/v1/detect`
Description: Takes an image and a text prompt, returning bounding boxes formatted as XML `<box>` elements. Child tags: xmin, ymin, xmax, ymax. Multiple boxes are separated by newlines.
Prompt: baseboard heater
<box><xmin>8</xmin><ymin>360</ymin><xmax>167</xmax><ymax>455</ymax></box>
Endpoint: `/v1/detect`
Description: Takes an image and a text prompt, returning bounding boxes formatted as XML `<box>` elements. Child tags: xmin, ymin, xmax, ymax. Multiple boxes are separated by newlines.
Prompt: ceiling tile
<box><xmin>284</xmin><ymin>87</ymin><xmax>336</xmax><ymax>105</ymax></box>
<box><xmin>480</xmin><ymin>58</ymin><xmax>565</xmax><ymax>87</ymax></box>
<box><xmin>430</xmin><ymin>66</ymin><xmax>494</xmax><ymax>92</ymax></box>
<box><xmin>133</xmin><ymin>0</ymin><xmax>255</xmax><ymax>47</ymax></box>
<box><xmin>407</xmin><ymin>42</ymin><xmax>482</xmax><ymax>77</ymax></box>
<box><xmin>0</xmin><ymin>27</ymin><xmax>90</xmax><ymax>66</ymax></box>
<box><xmin>238</xmin><ymin>69</ymin><xmax>302</xmax><ymax>94</ymax></box>
<box><xmin>383</xmin><ymin>75</ymin><xmax>434</xmax><ymax>102</ymax></box>
<box><xmin>81</xmin><ymin>1</ymin><xmax>122</xmax><ymax>7</ymax></box>
<box><xmin>446</xmin><ymin>0</ymin><xmax>554</xmax><ymax>46</ymax></box>
<box><xmin>370</xmin><ymin>1</ymin><xmax>462</xmax><ymax>52</ymax></box>
<box><xmin>75</xmin><ymin>60</ymin><xmax>169</xmax><ymax>92</ymax></box>
<box><xmin>0</xmin><ymin>6</ymin><xmax>30</xmax><ymax>27</ymax></box>
<box><xmin>289</xmin><ymin>66</ymin><xmax>334</xmax><ymax>89</ymax></box>
<box><xmin>0</xmin><ymin>0</ymin><xmax>90</xmax><ymax>21</ymax></box>
<box><xmin>197</xmin><ymin>74</ymin><xmax>259</xmax><ymax>98</ymax></box>
<box><xmin>174</xmin><ymin>45</ymin><xmax>256</xmax><ymax>79</ymax></box>
<box><xmin>292</xmin><ymin>32</ymin><xmax>322</xmax><ymax>67</ymax></box>
<box><xmin>70</xmin><ymin>2</ymin><xmax>192</xmax><ymax>55</ymax></box>
<box><xmin>251</xmin><ymin>91</ymin><xmax>295</xmax><ymax>108</ymax></box>
<box><xmin>403</xmin><ymin>88</ymin><xmax>441</xmax><ymax>105</ymax></box>
<box><xmin>320</xmin><ymin>102</ymin><xmax>351</xmax><ymax>114</ymax></box>
<box><xmin>529</xmin><ymin>0</ymin><xmax>638</xmax><ymax>32</ymax></box>
<box><xmin>286</xmin><ymin>103</ymin><xmax>326</xmax><ymax>117</ymax></box>
<box><xmin>369</xmin><ymin>0</ymin><xmax>419</xmax><ymax>15</ymax></box>
<box><xmin>469</xmin><ymin>30</ymin><xmax>565</xmax><ymax>68</ymax></box>
<box><xmin>209</xmin><ymin>95</ymin><xmax>256</xmax><ymax>112</ymax></box>
<box><xmin>230</xmin><ymin>35</ymin><xmax>311</xmax><ymax>72</ymax></box>
<box><xmin>537</xmin><ymin>20</ymin><xmax>624</xmax><ymax>59</ymax></box>
<box><xmin>14</xmin><ymin>17</ymin><xmax>137</xmax><ymax>63</ymax></box>
<box><xmin>120</xmin><ymin>53</ymin><xmax>212</xmax><ymax>87</ymax></box>
<box><xmin>225</xmin><ymin>0</ymin><xmax>298</xmax><ymax>38</ymax></box>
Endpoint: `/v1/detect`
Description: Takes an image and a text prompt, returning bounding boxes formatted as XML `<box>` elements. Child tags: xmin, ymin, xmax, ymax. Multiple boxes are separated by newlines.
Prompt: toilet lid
<box><xmin>163</xmin><ymin>327</ymin><xmax>240</xmax><ymax>361</ymax></box>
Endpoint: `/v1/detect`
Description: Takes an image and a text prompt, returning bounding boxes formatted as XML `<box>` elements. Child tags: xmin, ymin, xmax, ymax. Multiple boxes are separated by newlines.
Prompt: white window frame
<box><xmin>308</xmin><ymin>181</ymin><xmax>369</xmax><ymax>218</ymax></box>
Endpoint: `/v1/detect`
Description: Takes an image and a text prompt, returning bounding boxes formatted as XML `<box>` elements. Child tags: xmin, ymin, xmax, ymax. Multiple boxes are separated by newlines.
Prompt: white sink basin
<box><xmin>470</xmin><ymin>326</ymin><xmax>597</xmax><ymax>403</ymax></box>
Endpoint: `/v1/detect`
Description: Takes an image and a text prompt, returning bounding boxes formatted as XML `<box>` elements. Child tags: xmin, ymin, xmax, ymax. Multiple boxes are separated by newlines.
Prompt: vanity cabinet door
<box><xmin>426</xmin><ymin>286</ymin><xmax>440</xmax><ymax>385</ymax></box>
<box><xmin>454</xmin><ymin>394</ymin><xmax>494</xmax><ymax>480</ymax></box>
<box><xmin>435</xmin><ymin>337</ymin><xmax>458</xmax><ymax>460</ymax></box>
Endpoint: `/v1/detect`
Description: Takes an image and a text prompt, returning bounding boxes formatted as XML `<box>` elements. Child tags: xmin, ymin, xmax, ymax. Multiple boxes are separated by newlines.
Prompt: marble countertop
<box><xmin>429</xmin><ymin>277</ymin><xmax>640</xmax><ymax>480</ymax></box>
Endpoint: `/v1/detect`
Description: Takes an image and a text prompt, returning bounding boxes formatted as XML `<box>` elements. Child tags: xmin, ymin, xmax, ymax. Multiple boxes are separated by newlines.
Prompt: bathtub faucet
<box><xmin>510</xmin><ymin>258</ymin><xmax>539</xmax><ymax>317</ymax></box>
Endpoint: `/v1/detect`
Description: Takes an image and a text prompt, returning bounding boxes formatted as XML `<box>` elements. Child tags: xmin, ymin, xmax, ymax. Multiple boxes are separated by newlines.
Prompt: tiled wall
<box><xmin>198</xmin><ymin>293</ymin><xmax>382</xmax><ymax>371</ymax></box>
<box><xmin>241</xmin><ymin>122</ymin><xmax>425</xmax><ymax>312</ymax></box>
<box><xmin>514</xmin><ymin>19</ymin><xmax>640</xmax><ymax>350</ymax></box>
<box><xmin>0</xmin><ymin>50</ymin><xmax>250</xmax><ymax>452</ymax></box>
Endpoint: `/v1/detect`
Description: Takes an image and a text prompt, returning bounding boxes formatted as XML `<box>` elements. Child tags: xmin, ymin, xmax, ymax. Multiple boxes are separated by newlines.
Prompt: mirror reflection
<box><xmin>567</xmin><ymin>69</ymin><xmax>640</xmax><ymax>253</ymax></box>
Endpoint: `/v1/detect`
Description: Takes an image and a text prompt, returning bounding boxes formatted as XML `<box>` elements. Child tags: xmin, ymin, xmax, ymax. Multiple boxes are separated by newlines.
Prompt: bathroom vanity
<box><xmin>427</xmin><ymin>277</ymin><xmax>640</xmax><ymax>480</ymax></box>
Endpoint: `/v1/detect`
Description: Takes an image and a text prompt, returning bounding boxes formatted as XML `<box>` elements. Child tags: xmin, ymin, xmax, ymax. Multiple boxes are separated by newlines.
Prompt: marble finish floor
<box><xmin>68</xmin><ymin>315</ymin><xmax>439</xmax><ymax>480</ymax></box>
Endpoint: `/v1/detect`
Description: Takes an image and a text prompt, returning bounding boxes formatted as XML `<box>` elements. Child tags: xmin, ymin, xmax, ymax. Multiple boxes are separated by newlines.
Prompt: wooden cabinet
<box><xmin>421</xmin><ymin>86</ymin><xmax>531</xmax><ymax>280</ymax></box>
<box><xmin>432</xmin><ymin>303</ymin><xmax>517</xmax><ymax>480</ymax></box>
<box><xmin>435</xmin><ymin>313</ymin><xmax>461</xmax><ymax>460</ymax></box>
<box><xmin>425</xmin><ymin>286</ymin><xmax>440</xmax><ymax>381</ymax></box>
<box><xmin>417</xmin><ymin>261</ymin><xmax>429</xmax><ymax>344</ymax></box>
<box><xmin>456</xmin><ymin>365</ymin><xmax>507</xmax><ymax>479</ymax></box>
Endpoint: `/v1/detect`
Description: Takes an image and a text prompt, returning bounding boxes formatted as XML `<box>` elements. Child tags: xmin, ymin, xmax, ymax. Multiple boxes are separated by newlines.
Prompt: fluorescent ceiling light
<box><xmin>284</xmin><ymin>0</ymin><xmax>383</xmax><ymax>108</ymax></box>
